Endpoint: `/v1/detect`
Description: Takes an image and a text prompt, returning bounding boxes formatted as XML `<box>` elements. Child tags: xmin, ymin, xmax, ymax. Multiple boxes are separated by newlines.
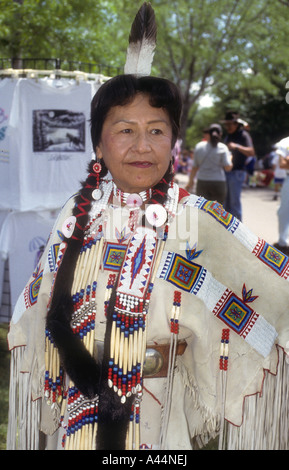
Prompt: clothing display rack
<box><xmin>0</xmin><ymin>67</ymin><xmax>109</xmax><ymax>83</ymax></box>
<box><xmin>0</xmin><ymin>67</ymin><xmax>109</xmax><ymax>322</ymax></box>
<box><xmin>0</xmin><ymin>57</ymin><xmax>120</xmax><ymax>79</ymax></box>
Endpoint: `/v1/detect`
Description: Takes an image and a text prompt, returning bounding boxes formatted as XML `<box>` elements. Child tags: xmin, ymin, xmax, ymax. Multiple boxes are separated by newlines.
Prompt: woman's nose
<box><xmin>133</xmin><ymin>131</ymin><xmax>151</xmax><ymax>152</ymax></box>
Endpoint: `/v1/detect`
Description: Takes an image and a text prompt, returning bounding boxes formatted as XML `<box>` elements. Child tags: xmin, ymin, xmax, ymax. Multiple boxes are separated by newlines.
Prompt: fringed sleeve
<box><xmin>6</xmin><ymin>197</ymin><xmax>76</xmax><ymax>449</ymax></box>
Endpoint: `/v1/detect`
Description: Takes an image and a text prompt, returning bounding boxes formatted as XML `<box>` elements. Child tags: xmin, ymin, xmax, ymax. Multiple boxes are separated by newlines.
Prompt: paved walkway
<box><xmin>241</xmin><ymin>186</ymin><xmax>280</xmax><ymax>245</ymax></box>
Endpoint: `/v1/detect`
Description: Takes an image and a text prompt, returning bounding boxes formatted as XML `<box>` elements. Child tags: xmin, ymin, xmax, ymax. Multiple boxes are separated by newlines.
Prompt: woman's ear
<box><xmin>95</xmin><ymin>146</ymin><xmax>103</xmax><ymax>161</ymax></box>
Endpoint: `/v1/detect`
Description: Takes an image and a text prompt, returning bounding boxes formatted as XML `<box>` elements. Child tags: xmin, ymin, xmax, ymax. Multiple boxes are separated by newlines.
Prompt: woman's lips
<box><xmin>128</xmin><ymin>161</ymin><xmax>153</xmax><ymax>168</ymax></box>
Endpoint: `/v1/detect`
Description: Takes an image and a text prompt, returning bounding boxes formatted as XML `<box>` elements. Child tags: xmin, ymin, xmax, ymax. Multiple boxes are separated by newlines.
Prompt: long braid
<box><xmin>46</xmin><ymin>160</ymin><xmax>108</xmax><ymax>399</ymax></box>
<box><xmin>72</xmin><ymin>160</ymin><xmax>108</xmax><ymax>241</ymax></box>
<box><xmin>150</xmin><ymin>164</ymin><xmax>174</xmax><ymax>206</ymax></box>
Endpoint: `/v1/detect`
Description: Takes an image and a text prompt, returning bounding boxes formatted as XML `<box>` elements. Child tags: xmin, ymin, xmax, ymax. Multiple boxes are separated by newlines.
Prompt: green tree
<box><xmin>1</xmin><ymin>0</ymin><xmax>289</xmax><ymax>149</ymax></box>
<box><xmin>150</xmin><ymin>0</ymin><xmax>289</xmax><ymax>146</ymax></box>
<box><xmin>0</xmin><ymin>0</ymin><xmax>128</xmax><ymax>72</ymax></box>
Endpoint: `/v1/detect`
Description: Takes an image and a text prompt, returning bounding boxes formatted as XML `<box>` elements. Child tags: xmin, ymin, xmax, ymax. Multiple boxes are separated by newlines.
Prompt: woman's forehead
<box><xmin>105</xmin><ymin>94</ymin><xmax>170</xmax><ymax>124</ymax></box>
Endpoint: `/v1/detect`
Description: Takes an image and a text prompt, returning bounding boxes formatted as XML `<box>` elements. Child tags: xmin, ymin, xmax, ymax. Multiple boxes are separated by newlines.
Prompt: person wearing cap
<box><xmin>185</xmin><ymin>123</ymin><xmax>232</xmax><ymax>205</ymax></box>
<box><xmin>222</xmin><ymin>111</ymin><xmax>255</xmax><ymax>220</ymax></box>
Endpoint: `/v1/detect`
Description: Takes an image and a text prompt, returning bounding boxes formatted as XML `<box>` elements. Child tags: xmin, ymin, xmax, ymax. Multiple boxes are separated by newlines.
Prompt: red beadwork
<box><xmin>93</xmin><ymin>162</ymin><xmax>102</xmax><ymax>174</ymax></box>
<box><xmin>219</xmin><ymin>328</ymin><xmax>230</xmax><ymax>371</ymax></box>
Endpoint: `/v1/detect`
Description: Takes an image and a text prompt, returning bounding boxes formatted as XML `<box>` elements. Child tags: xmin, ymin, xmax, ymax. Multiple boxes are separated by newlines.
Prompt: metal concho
<box><xmin>143</xmin><ymin>348</ymin><xmax>164</xmax><ymax>377</ymax></box>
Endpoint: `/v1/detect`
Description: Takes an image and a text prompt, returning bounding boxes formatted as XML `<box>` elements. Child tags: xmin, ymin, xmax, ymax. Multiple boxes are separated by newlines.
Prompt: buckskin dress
<box><xmin>6</xmin><ymin>180</ymin><xmax>289</xmax><ymax>450</ymax></box>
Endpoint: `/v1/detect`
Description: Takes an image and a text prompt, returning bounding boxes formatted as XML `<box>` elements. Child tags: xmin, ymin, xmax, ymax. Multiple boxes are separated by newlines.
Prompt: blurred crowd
<box><xmin>174</xmin><ymin>110</ymin><xmax>289</xmax><ymax>255</ymax></box>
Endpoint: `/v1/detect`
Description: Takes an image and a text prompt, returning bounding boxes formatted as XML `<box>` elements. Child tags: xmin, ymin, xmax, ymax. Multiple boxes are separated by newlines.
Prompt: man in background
<box><xmin>222</xmin><ymin>111</ymin><xmax>255</xmax><ymax>221</ymax></box>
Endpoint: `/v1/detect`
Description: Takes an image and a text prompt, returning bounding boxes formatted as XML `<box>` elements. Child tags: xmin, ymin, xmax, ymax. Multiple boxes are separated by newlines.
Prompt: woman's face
<box><xmin>96</xmin><ymin>94</ymin><xmax>173</xmax><ymax>193</ymax></box>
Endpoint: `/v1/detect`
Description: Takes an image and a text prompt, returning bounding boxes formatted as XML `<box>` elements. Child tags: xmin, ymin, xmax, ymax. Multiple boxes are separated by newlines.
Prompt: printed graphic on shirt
<box><xmin>0</xmin><ymin>107</ymin><xmax>8</xmax><ymax>145</ymax></box>
<box><xmin>0</xmin><ymin>106</ymin><xmax>8</xmax><ymax>162</ymax></box>
<box><xmin>33</xmin><ymin>109</ymin><xmax>85</xmax><ymax>153</ymax></box>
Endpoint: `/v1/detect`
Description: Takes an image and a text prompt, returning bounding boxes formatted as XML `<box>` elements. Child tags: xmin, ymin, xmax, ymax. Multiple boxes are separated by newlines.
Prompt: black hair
<box><xmin>209</xmin><ymin>124</ymin><xmax>222</xmax><ymax>148</ymax></box>
<box><xmin>91</xmin><ymin>74</ymin><xmax>182</xmax><ymax>151</ymax></box>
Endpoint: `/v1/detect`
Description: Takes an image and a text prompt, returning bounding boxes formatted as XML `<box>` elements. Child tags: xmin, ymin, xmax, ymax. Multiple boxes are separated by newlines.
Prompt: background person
<box><xmin>271</xmin><ymin>146</ymin><xmax>287</xmax><ymax>200</ymax></box>
<box><xmin>222</xmin><ymin>111</ymin><xmax>255</xmax><ymax>220</ymax></box>
<box><xmin>185</xmin><ymin>123</ymin><xmax>232</xmax><ymax>205</ymax></box>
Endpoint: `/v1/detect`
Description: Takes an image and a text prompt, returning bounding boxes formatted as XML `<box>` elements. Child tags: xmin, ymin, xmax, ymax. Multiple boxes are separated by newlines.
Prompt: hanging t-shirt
<box><xmin>0</xmin><ymin>78</ymin><xmax>17</xmax><ymax>209</ymax></box>
<box><xmin>8</xmin><ymin>78</ymin><xmax>99</xmax><ymax>211</ymax></box>
<box><xmin>0</xmin><ymin>210</ymin><xmax>58</xmax><ymax>311</ymax></box>
<box><xmin>0</xmin><ymin>210</ymin><xmax>10</xmax><ymax>311</ymax></box>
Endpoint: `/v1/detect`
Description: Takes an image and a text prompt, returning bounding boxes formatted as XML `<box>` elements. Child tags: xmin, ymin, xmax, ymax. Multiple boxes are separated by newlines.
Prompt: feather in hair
<box><xmin>124</xmin><ymin>2</ymin><xmax>157</xmax><ymax>76</ymax></box>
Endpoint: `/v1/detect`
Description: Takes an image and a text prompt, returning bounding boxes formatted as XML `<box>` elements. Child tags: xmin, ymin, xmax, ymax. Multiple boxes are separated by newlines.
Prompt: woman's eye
<box><xmin>151</xmin><ymin>128</ymin><xmax>163</xmax><ymax>135</ymax></box>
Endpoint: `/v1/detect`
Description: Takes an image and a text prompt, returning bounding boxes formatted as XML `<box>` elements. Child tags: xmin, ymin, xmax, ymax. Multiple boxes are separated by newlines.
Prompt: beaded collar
<box><xmin>112</xmin><ymin>182</ymin><xmax>152</xmax><ymax>207</ymax></box>
<box><xmin>87</xmin><ymin>178</ymin><xmax>179</xmax><ymax>236</ymax></box>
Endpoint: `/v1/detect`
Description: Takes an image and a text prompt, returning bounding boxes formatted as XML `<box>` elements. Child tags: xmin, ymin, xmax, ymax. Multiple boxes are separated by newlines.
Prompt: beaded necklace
<box><xmin>112</xmin><ymin>182</ymin><xmax>152</xmax><ymax>207</ymax></box>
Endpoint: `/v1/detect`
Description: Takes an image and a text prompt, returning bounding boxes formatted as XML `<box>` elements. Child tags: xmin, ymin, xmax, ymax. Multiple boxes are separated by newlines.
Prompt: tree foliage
<box><xmin>1</xmin><ymin>0</ymin><xmax>289</xmax><ymax>152</ymax></box>
<box><xmin>151</xmin><ymin>0</ymin><xmax>289</xmax><ymax>149</ymax></box>
<box><xmin>0</xmin><ymin>0</ymin><xmax>129</xmax><ymax>69</ymax></box>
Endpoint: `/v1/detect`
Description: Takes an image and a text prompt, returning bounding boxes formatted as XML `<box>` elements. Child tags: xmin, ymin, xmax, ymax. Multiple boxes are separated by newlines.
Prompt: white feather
<box><xmin>124</xmin><ymin>39</ymin><xmax>156</xmax><ymax>76</ymax></box>
<box><xmin>124</xmin><ymin>2</ymin><xmax>157</xmax><ymax>77</ymax></box>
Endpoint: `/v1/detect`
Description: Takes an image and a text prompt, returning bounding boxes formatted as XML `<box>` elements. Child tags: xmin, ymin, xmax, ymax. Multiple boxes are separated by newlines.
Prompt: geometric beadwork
<box><xmin>158</xmin><ymin>252</ymin><xmax>206</xmax><ymax>294</ymax></box>
<box><xmin>48</xmin><ymin>243</ymin><xmax>60</xmax><ymax>272</ymax></box>
<box><xmin>102</xmin><ymin>242</ymin><xmax>127</xmax><ymax>272</ymax></box>
<box><xmin>253</xmin><ymin>239</ymin><xmax>289</xmax><ymax>279</ymax></box>
<box><xmin>117</xmin><ymin>228</ymin><xmax>157</xmax><ymax>297</ymax></box>
<box><xmin>167</xmin><ymin>255</ymin><xmax>202</xmax><ymax>291</ymax></box>
<box><xmin>24</xmin><ymin>266</ymin><xmax>43</xmax><ymax>308</ymax></box>
<box><xmin>199</xmin><ymin>199</ymin><xmax>239</xmax><ymax>233</ymax></box>
<box><xmin>108</xmin><ymin>227</ymin><xmax>158</xmax><ymax>404</ymax></box>
<box><xmin>213</xmin><ymin>290</ymin><xmax>257</xmax><ymax>335</ymax></box>
<box><xmin>29</xmin><ymin>271</ymin><xmax>43</xmax><ymax>305</ymax></box>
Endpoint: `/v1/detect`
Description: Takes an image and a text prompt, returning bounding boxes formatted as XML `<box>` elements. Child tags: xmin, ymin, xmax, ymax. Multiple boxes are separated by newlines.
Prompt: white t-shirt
<box><xmin>8</xmin><ymin>78</ymin><xmax>99</xmax><ymax>211</ymax></box>
<box><xmin>272</xmin><ymin>152</ymin><xmax>287</xmax><ymax>179</ymax></box>
<box><xmin>0</xmin><ymin>79</ymin><xmax>17</xmax><ymax>209</ymax></box>
<box><xmin>275</xmin><ymin>137</ymin><xmax>289</xmax><ymax>178</ymax></box>
<box><xmin>0</xmin><ymin>210</ymin><xmax>10</xmax><ymax>309</ymax></box>
<box><xmin>275</xmin><ymin>136</ymin><xmax>289</xmax><ymax>158</ymax></box>
<box><xmin>192</xmin><ymin>140</ymin><xmax>232</xmax><ymax>181</ymax></box>
<box><xmin>0</xmin><ymin>210</ymin><xmax>57</xmax><ymax>311</ymax></box>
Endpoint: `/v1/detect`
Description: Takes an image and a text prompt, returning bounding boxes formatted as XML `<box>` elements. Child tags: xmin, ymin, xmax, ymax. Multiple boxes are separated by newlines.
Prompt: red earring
<box><xmin>92</xmin><ymin>158</ymin><xmax>103</xmax><ymax>200</ymax></box>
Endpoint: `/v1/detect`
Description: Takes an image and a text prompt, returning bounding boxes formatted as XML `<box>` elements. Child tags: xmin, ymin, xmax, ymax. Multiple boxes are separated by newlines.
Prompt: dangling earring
<box><xmin>92</xmin><ymin>154</ymin><xmax>103</xmax><ymax>201</ymax></box>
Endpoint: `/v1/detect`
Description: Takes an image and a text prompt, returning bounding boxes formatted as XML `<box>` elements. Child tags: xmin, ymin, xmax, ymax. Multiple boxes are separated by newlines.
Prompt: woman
<box><xmin>7</xmin><ymin>74</ymin><xmax>289</xmax><ymax>451</ymax></box>
<box><xmin>186</xmin><ymin>124</ymin><xmax>232</xmax><ymax>205</ymax></box>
